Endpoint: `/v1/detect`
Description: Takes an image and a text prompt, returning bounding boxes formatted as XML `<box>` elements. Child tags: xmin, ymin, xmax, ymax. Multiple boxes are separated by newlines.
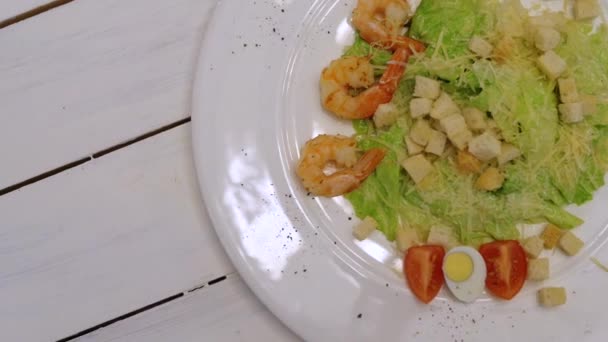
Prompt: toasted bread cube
<box><xmin>449</xmin><ymin>129</ymin><xmax>474</xmax><ymax>150</ymax></box>
<box><xmin>425</xmin><ymin>130</ymin><xmax>447</xmax><ymax>156</ymax></box>
<box><xmin>559</xmin><ymin>102</ymin><xmax>585</xmax><ymax>123</ymax></box>
<box><xmin>541</xmin><ymin>224</ymin><xmax>563</xmax><ymax>249</ymax></box>
<box><xmin>456</xmin><ymin>150</ymin><xmax>482</xmax><ymax>174</ymax></box>
<box><xmin>538</xmin><ymin>287</ymin><xmax>567</xmax><ymax>307</ymax></box>
<box><xmin>440</xmin><ymin>114</ymin><xmax>468</xmax><ymax>136</ymax></box>
<box><xmin>431</xmin><ymin>118</ymin><xmax>444</xmax><ymax>132</ymax></box>
<box><xmin>468</xmin><ymin>132</ymin><xmax>502</xmax><ymax>161</ymax></box>
<box><xmin>373</xmin><ymin>103</ymin><xmax>398</xmax><ymax>128</ymax></box>
<box><xmin>409</xmin><ymin>120</ymin><xmax>433</xmax><ymax>146</ymax></box>
<box><xmin>534</xmin><ymin>27</ymin><xmax>561</xmax><ymax>52</ymax></box>
<box><xmin>405</xmin><ymin>136</ymin><xmax>424</xmax><ymax>155</ymax></box>
<box><xmin>558</xmin><ymin>78</ymin><xmax>579</xmax><ymax>103</ymax></box>
<box><xmin>431</xmin><ymin>92</ymin><xmax>461</xmax><ymax>119</ymax></box>
<box><xmin>537</xmin><ymin>51</ymin><xmax>567</xmax><ymax>80</ymax></box>
<box><xmin>475</xmin><ymin>167</ymin><xmax>504</xmax><ymax>191</ymax></box>
<box><xmin>427</xmin><ymin>226</ymin><xmax>459</xmax><ymax>250</ymax></box>
<box><xmin>402</xmin><ymin>154</ymin><xmax>434</xmax><ymax>184</ymax></box>
<box><xmin>528</xmin><ymin>258</ymin><xmax>550</xmax><ymax>281</ymax></box>
<box><xmin>559</xmin><ymin>231</ymin><xmax>584</xmax><ymax>256</ymax></box>
<box><xmin>581</xmin><ymin>94</ymin><xmax>598</xmax><ymax>116</ymax></box>
<box><xmin>497</xmin><ymin>143</ymin><xmax>522</xmax><ymax>166</ymax></box>
<box><xmin>574</xmin><ymin>0</ymin><xmax>601</xmax><ymax>20</ymax></box>
<box><xmin>353</xmin><ymin>217</ymin><xmax>378</xmax><ymax>241</ymax></box>
<box><xmin>410</xmin><ymin>97</ymin><xmax>433</xmax><ymax>118</ymax></box>
<box><xmin>414</xmin><ymin>76</ymin><xmax>441</xmax><ymax>100</ymax></box>
<box><xmin>396</xmin><ymin>228</ymin><xmax>420</xmax><ymax>253</ymax></box>
<box><xmin>522</xmin><ymin>236</ymin><xmax>544</xmax><ymax>259</ymax></box>
<box><xmin>462</xmin><ymin>107</ymin><xmax>487</xmax><ymax>132</ymax></box>
<box><xmin>469</xmin><ymin>36</ymin><xmax>493</xmax><ymax>58</ymax></box>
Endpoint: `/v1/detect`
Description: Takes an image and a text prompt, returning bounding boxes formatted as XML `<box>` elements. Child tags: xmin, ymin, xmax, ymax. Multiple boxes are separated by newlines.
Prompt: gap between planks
<box><xmin>0</xmin><ymin>117</ymin><xmax>191</xmax><ymax>197</ymax></box>
<box><xmin>57</xmin><ymin>272</ymin><xmax>237</xmax><ymax>342</ymax></box>
<box><xmin>0</xmin><ymin>0</ymin><xmax>75</xmax><ymax>29</ymax></box>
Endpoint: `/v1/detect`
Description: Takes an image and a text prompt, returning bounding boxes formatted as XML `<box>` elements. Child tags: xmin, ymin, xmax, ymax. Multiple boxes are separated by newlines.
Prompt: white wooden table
<box><xmin>0</xmin><ymin>1</ymin><xmax>300</xmax><ymax>340</ymax></box>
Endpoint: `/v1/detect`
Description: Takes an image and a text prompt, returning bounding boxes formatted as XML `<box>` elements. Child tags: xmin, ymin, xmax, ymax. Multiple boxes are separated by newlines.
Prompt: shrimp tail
<box><xmin>379</xmin><ymin>47</ymin><xmax>412</xmax><ymax>94</ymax></box>
<box><xmin>353</xmin><ymin>148</ymin><xmax>386</xmax><ymax>178</ymax></box>
<box><xmin>391</xmin><ymin>36</ymin><xmax>427</xmax><ymax>54</ymax></box>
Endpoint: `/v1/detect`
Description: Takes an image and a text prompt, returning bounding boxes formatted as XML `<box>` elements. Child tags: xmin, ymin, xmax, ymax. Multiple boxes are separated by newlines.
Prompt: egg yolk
<box><xmin>444</xmin><ymin>252</ymin><xmax>473</xmax><ymax>282</ymax></box>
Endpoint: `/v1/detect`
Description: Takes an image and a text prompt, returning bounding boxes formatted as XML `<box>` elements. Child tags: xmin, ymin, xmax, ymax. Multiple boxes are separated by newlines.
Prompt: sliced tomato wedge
<box><xmin>479</xmin><ymin>240</ymin><xmax>528</xmax><ymax>300</ymax></box>
<box><xmin>404</xmin><ymin>245</ymin><xmax>445</xmax><ymax>304</ymax></box>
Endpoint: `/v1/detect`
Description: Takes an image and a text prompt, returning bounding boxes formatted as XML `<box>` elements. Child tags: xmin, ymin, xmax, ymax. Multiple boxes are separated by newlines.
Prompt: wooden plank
<box><xmin>0</xmin><ymin>0</ymin><xmax>215</xmax><ymax>189</ymax></box>
<box><xmin>75</xmin><ymin>274</ymin><xmax>300</xmax><ymax>342</ymax></box>
<box><xmin>0</xmin><ymin>124</ymin><xmax>234</xmax><ymax>341</ymax></box>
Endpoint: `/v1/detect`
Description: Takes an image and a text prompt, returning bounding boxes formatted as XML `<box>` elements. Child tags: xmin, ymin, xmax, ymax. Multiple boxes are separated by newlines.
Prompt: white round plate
<box><xmin>192</xmin><ymin>1</ymin><xmax>608</xmax><ymax>341</ymax></box>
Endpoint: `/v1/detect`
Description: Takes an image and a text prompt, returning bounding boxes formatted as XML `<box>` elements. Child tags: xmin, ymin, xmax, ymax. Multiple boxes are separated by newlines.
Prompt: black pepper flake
<box><xmin>303</xmin><ymin>269</ymin><xmax>307</xmax><ymax>272</ymax></box>
<box><xmin>281</xmin><ymin>9</ymin><xmax>285</xmax><ymax>12</ymax></box>
<box><xmin>334</xmin><ymin>241</ymin><xmax>337</xmax><ymax>245</ymax></box>
<box><xmin>243</xmin><ymin>43</ymin><xmax>248</xmax><ymax>47</ymax></box>
<box><xmin>348</xmin><ymin>217</ymin><xmax>352</xmax><ymax>220</ymax></box>
<box><xmin>385</xmin><ymin>283</ymin><xmax>389</xmax><ymax>287</ymax></box>
<box><xmin>281</xmin><ymin>37</ymin><xmax>285</xmax><ymax>41</ymax></box>
<box><xmin>357</xmin><ymin>313</ymin><xmax>362</xmax><ymax>319</ymax></box>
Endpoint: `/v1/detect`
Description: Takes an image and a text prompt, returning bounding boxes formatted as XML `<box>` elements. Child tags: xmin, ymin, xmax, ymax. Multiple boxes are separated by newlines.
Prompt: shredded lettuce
<box><xmin>341</xmin><ymin>0</ymin><xmax>606</xmax><ymax>245</ymax></box>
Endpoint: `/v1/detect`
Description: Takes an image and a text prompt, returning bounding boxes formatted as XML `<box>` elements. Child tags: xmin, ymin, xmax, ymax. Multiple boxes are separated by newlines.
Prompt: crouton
<box><xmin>559</xmin><ymin>102</ymin><xmax>585</xmax><ymax>123</ymax></box>
<box><xmin>425</xmin><ymin>130</ymin><xmax>447</xmax><ymax>156</ymax></box>
<box><xmin>528</xmin><ymin>258</ymin><xmax>550</xmax><ymax>281</ymax></box>
<box><xmin>456</xmin><ymin>150</ymin><xmax>482</xmax><ymax>174</ymax></box>
<box><xmin>462</xmin><ymin>107</ymin><xmax>487</xmax><ymax>132</ymax></box>
<box><xmin>353</xmin><ymin>217</ymin><xmax>378</xmax><ymax>241</ymax></box>
<box><xmin>559</xmin><ymin>231</ymin><xmax>584</xmax><ymax>256</ymax></box>
<box><xmin>402</xmin><ymin>154</ymin><xmax>434</xmax><ymax>184</ymax></box>
<box><xmin>534</xmin><ymin>27</ymin><xmax>561</xmax><ymax>52</ymax></box>
<box><xmin>537</xmin><ymin>51</ymin><xmax>567</xmax><ymax>80</ymax></box>
<box><xmin>468</xmin><ymin>132</ymin><xmax>502</xmax><ymax>161</ymax></box>
<box><xmin>522</xmin><ymin>236</ymin><xmax>544</xmax><ymax>259</ymax></box>
<box><xmin>541</xmin><ymin>224</ymin><xmax>563</xmax><ymax>249</ymax></box>
<box><xmin>449</xmin><ymin>129</ymin><xmax>474</xmax><ymax>150</ymax></box>
<box><xmin>410</xmin><ymin>98</ymin><xmax>433</xmax><ymax>118</ymax></box>
<box><xmin>574</xmin><ymin>0</ymin><xmax>601</xmax><ymax>20</ymax></box>
<box><xmin>558</xmin><ymin>78</ymin><xmax>579</xmax><ymax>103</ymax></box>
<box><xmin>409</xmin><ymin>120</ymin><xmax>433</xmax><ymax>146</ymax></box>
<box><xmin>414</xmin><ymin>76</ymin><xmax>441</xmax><ymax>99</ymax></box>
<box><xmin>373</xmin><ymin>103</ymin><xmax>398</xmax><ymax>128</ymax></box>
<box><xmin>396</xmin><ymin>228</ymin><xmax>420</xmax><ymax>253</ymax></box>
<box><xmin>440</xmin><ymin>114</ymin><xmax>468</xmax><ymax>136</ymax></box>
<box><xmin>497</xmin><ymin>143</ymin><xmax>522</xmax><ymax>166</ymax></box>
<box><xmin>469</xmin><ymin>36</ymin><xmax>493</xmax><ymax>58</ymax></box>
<box><xmin>538</xmin><ymin>287</ymin><xmax>567</xmax><ymax>307</ymax></box>
<box><xmin>475</xmin><ymin>167</ymin><xmax>505</xmax><ymax>191</ymax></box>
<box><xmin>431</xmin><ymin>92</ymin><xmax>461</xmax><ymax>119</ymax></box>
<box><xmin>405</xmin><ymin>136</ymin><xmax>424</xmax><ymax>155</ymax></box>
<box><xmin>426</xmin><ymin>225</ymin><xmax>459</xmax><ymax>250</ymax></box>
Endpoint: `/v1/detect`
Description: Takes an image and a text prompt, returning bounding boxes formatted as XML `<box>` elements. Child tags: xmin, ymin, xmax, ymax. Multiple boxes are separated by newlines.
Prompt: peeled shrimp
<box><xmin>296</xmin><ymin>135</ymin><xmax>386</xmax><ymax>197</ymax></box>
<box><xmin>320</xmin><ymin>47</ymin><xmax>412</xmax><ymax>119</ymax></box>
<box><xmin>352</xmin><ymin>0</ymin><xmax>425</xmax><ymax>52</ymax></box>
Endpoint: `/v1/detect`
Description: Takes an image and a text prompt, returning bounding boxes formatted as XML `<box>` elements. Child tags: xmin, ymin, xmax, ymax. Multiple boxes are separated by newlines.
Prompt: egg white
<box><xmin>443</xmin><ymin>246</ymin><xmax>487</xmax><ymax>303</ymax></box>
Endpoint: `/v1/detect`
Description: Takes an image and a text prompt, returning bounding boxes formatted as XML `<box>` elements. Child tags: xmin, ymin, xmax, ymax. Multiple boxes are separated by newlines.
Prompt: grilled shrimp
<box><xmin>320</xmin><ymin>47</ymin><xmax>412</xmax><ymax>119</ymax></box>
<box><xmin>352</xmin><ymin>0</ymin><xmax>425</xmax><ymax>52</ymax></box>
<box><xmin>296</xmin><ymin>135</ymin><xmax>386</xmax><ymax>197</ymax></box>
